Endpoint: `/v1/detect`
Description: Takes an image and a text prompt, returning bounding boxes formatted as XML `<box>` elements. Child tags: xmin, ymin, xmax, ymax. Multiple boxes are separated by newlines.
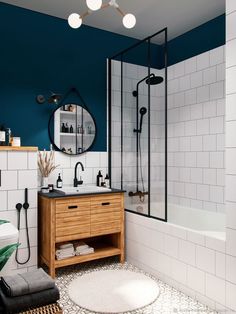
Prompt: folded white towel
<box><xmin>59</xmin><ymin>243</ymin><xmax>74</xmax><ymax>250</ymax></box>
<box><xmin>74</xmin><ymin>241</ymin><xmax>89</xmax><ymax>251</ymax></box>
<box><xmin>56</xmin><ymin>247</ymin><xmax>74</xmax><ymax>256</ymax></box>
<box><xmin>76</xmin><ymin>247</ymin><xmax>89</xmax><ymax>253</ymax></box>
<box><xmin>75</xmin><ymin>247</ymin><xmax>94</xmax><ymax>256</ymax></box>
<box><xmin>56</xmin><ymin>253</ymin><xmax>75</xmax><ymax>260</ymax></box>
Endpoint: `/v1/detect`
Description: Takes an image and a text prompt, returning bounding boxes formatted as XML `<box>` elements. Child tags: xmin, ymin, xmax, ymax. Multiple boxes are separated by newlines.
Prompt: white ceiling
<box><xmin>2</xmin><ymin>0</ymin><xmax>225</xmax><ymax>40</ymax></box>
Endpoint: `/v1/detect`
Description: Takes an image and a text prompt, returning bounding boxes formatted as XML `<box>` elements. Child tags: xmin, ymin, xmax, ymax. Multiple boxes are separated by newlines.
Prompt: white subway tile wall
<box><xmin>0</xmin><ymin>151</ymin><xmax>38</xmax><ymax>274</ymax></box>
<box><xmin>226</xmin><ymin>1</ymin><xmax>236</xmax><ymax>311</ymax></box>
<box><xmin>168</xmin><ymin>46</ymin><xmax>225</xmax><ymax>212</ymax></box>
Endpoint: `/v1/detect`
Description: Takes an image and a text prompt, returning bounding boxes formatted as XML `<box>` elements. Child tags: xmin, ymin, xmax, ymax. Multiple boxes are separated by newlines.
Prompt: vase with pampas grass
<box><xmin>38</xmin><ymin>150</ymin><xmax>59</xmax><ymax>187</ymax></box>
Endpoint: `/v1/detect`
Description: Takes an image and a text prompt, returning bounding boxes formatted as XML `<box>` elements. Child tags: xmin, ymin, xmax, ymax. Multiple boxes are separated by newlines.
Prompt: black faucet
<box><xmin>74</xmin><ymin>162</ymin><xmax>84</xmax><ymax>187</ymax></box>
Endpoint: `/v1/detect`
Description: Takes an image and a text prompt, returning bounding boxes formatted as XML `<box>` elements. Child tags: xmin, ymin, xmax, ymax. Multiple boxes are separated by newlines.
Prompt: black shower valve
<box><xmin>16</xmin><ymin>203</ymin><xmax>22</xmax><ymax>211</ymax></box>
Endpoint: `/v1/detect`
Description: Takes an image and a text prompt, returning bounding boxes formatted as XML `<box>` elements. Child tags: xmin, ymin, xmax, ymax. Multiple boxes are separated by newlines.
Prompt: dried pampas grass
<box><xmin>38</xmin><ymin>150</ymin><xmax>59</xmax><ymax>177</ymax></box>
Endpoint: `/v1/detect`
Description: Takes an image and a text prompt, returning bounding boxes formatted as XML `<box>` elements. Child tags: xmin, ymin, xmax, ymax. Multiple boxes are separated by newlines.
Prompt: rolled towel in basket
<box><xmin>0</xmin><ymin>268</ymin><xmax>55</xmax><ymax>297</ymax></box>
<box><xmin>0</xmin><ymin>286</ymin><xmax>60</xmax><ymax>314</ymax></box>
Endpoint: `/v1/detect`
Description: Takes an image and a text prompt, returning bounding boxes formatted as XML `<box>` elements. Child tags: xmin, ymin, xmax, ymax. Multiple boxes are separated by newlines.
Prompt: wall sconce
<box><xmin>36</xmin><ymin>92</ymin><xmax>62</xmax><ymax>105</ymax></box>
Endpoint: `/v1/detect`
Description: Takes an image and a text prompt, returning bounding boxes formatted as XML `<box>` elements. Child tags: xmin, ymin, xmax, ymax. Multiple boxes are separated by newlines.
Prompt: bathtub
<box><xmin>125</xmin><ymin>204</ymin><xmax>227</xmax><ymax>309</ymax></box>
<box><xmin>126</xmin><ymin>202</ymin><xmax>226</xmax><ymax>240</ymax></box>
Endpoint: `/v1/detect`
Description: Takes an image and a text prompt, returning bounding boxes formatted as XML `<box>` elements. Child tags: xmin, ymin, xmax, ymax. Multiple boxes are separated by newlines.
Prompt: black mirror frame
<box><xmin>48</xmin><ymin>104</ymin><xmax>97</xmax><ymax>155</ymax></box>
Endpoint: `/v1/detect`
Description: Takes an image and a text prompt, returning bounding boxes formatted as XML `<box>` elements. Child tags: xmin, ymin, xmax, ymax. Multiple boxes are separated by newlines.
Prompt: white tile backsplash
<box><xmin>44</xmin><ymin>151</ymin><xmax>108</xmax><ymax>187</ymax></box>
<box><xmin>0</xmin><ymin>171</ymin><xmax>18</xmax><ymax>191</ymax></box>
<box><xmin>8</xmin><ymin>152</ymin><xmax>28</xmax><ymax>170</ymax></box>
<box><xmin>0</xmin><ymin>152</ymin><xmax>7</xmax><ymax>170</ymax></box>
<box><xmin>0</xmin><ymin>191</ymin><xmax>7</xmax><ymax>211</ymax></box>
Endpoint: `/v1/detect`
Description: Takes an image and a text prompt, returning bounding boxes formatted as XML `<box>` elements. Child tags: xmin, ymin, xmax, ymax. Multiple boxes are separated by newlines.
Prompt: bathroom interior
<box><xmin>0</xmin><ymin>0</ymin><xmax>236</xmax><ymax>313</ymax></box>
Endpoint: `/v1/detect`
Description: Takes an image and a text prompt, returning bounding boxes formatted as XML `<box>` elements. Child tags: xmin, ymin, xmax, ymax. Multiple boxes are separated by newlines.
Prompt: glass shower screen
<box><xmin>108</xmin><ymin>28</ymin><xmax>167</xmax><ymax>222</ymax></box>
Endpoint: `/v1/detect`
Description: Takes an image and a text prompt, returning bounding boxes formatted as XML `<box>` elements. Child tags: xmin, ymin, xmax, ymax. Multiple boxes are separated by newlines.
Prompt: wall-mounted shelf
<box><xmin>0</xmin><ymin>146</ymin><xmax>38</xmax><ymax>152</ymax></box>
<box><xmin>60</xmin><ymin>133</ymin><xmax>94</xmax><ymax>137</ymax></box>
<box><xmin>60</xmin><ymin>111</ymin><xmax>76</xmax><ymax>116</ymax></box>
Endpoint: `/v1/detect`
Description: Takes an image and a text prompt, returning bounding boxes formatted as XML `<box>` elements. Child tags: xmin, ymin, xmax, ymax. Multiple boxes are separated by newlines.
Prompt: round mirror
<box><xmin>48</xmin><ymin>104</ymin><xmax>96</xmax><ymax>155</ymax></box>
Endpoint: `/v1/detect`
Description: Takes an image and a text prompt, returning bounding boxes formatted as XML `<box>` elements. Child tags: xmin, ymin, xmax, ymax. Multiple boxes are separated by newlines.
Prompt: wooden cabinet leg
<box><xmin>49</xmin><ymin>266</ymin><xmax>56</xmax><ymax>279</ymax></box>
<box><xmin>119</xmin><ymin>253</ymin><xmax>125</xmax><ymax>264</ymax></box>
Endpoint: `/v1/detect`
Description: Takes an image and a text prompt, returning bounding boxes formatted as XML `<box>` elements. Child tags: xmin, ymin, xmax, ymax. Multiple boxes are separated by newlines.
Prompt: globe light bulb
<box><xmin>123</xmin><ymin>13</ymin><xmax>136</xmax><ymax>29</ymax></box>
<box><xmin>86</xmin><ymin>0</ymin><xmax>102</xmax><ymax>11</ymax></box>
<box><xmin>68</xmin><ymin>13</ymin><xmax>82</xmax><ymax>29</ymax></box>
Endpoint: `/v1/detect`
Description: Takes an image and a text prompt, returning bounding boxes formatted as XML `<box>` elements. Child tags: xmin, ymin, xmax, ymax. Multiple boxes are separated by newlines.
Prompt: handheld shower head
<box><xmin>138</xmin><ymin>107</ymin><xmax>147</xmax><ymax>133</ymax></box>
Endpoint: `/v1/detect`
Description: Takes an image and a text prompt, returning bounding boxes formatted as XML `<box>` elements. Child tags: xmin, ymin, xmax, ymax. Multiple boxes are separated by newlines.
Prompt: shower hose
<box><xmin>15</xmin><ymin>188</ymin><xmax>31</xmax><ymax>265</ymax></box>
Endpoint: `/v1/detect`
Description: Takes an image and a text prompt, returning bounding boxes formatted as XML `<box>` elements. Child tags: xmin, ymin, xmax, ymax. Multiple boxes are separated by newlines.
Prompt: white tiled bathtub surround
<box><xmin>0</xmin><ymin>151</ymin><xmax>38</xmax><ymax>274</ymax></box>
<box><xmin>225</xmin><ymin>0</ymin><xmax>236</xmax><ymax>311</ymax></box>
<box><xmin>126</xmin><ymin>211</ymin><xmax>227</xmax><ymax>311</ymax></box>
<box><xmin>38</xmin><ymin>151</ymin><xmax>108</xmax><ymax>187</ymax></box>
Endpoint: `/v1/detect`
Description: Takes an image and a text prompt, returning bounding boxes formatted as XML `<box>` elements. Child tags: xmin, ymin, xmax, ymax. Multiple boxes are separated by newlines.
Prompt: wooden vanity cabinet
<box><xmin>38</xmin><ymin>192</ymin><xmax>124</xmax><ymax>278</ymax></box>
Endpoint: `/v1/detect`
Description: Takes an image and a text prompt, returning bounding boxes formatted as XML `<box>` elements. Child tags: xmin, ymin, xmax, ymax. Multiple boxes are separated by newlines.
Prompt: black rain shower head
<box><xmin>132</xmin><ymin>74</ymin><xmax>164</xmax><ymax>97</ymax></box>
<box><xmin>145</xmin><ymin>75</ymin><xmax>164</xmax><ymax>85</ymax></box>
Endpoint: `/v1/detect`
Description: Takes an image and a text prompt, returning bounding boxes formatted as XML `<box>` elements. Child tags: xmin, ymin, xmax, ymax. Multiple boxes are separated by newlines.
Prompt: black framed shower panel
<box><xmin>108</xmin><ymin>27</ymin><xmax>168</xmax><ymax>222</ymax></box>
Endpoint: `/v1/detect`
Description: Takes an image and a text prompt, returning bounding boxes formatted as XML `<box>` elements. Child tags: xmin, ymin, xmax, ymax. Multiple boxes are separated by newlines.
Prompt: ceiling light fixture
<box><xmin>86</xmin><ymin>0</ymin><xmax>102</xmax><ymax>11</ymax></box>
<box><xmin>68</xmin><ymin>0</ymin><xmax>136</xmax><ymax>30</ymax></box>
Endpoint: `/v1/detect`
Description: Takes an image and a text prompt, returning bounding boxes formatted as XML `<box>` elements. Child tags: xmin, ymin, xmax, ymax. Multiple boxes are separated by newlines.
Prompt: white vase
<box><xmin>42</xmin><ymin>177</ymin><xmax>49</xmax><ymax>187</ymax></box>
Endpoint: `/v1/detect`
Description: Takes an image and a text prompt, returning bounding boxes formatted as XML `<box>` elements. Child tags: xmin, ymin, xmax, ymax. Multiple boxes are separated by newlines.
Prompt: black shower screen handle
<box><xmin>25</xmin><ymin>188</ymin><xmax>28</xmax><ymax>203</ymax></box>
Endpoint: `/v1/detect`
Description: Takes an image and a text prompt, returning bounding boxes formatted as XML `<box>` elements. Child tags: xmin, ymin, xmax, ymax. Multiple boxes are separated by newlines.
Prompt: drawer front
<box><xmin>91</xmin><ymin>194</ymin><xmax>123</xmax><ymax>236</ymax></box>
<box><xmin>90</xmin><ymin>194</ymin><xmax>122</xmax><ymax>210</ymax></box>
<box><xmin>55</xmin><ymin>198</ymin><xmax>91</xmax><ymax>242</ymax></box>
<box><xmin>56</xmin><ymin>225</ymin><xmax>90</xmax><ymax>243</ymax></box>
<box><xmin>56</xmin><ymin>199</ymin><xmax>90</xmax><ymax>213</ymax></box>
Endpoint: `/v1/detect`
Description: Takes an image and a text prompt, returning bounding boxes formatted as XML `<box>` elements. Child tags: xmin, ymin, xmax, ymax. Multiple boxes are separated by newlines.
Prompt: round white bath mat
<box><xmin>68</xmin><ymin>269</ymin><xmax>160</xmax><ymax>313</ymax></box>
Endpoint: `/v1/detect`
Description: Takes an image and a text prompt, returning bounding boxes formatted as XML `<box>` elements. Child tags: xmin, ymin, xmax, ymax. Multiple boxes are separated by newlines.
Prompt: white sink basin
<box><xmin>56</xmin><ymin>185</ymin><xmax>111</xmax><ymax>195</ymax></box>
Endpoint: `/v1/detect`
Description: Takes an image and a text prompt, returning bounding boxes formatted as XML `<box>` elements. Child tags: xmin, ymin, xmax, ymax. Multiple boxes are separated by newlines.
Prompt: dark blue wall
<box><xmin>167</xmin><ymin>14</ymin><xmax>225</xmax><ymax>66</ymax></box>
<box><xmin>0</xmin><ymin>3</ymin><xmax>225</xmax><ymax>151</ymax></box>
<box><xmin>0</xmin><ymin>3</ymin><xmax>141</xmax><ymax>151</ymax></box>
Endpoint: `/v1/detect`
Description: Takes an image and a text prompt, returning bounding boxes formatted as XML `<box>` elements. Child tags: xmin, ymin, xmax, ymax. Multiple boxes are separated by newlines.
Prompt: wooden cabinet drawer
<box><xmin>56</xmin><ymin>199</ymin><xmax>90</xmax><ymax>213</ymax></box>
<box><xmin>90</xmin><ymin>194</ymin><xmax>122</xmax><ymax>210</ymax></box>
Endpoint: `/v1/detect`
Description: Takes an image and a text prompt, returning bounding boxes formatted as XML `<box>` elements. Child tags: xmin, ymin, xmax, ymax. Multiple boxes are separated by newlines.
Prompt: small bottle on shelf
<box><xmin>5</xmin><ymin>128</ymin><xmax>11</xmax><ymax>146</ymax></box>
<box><xmin>61</xmin><ymin>123</ymin><xmax>66</xmax><ymax>133</ymax></box>
<box><xmin>56</xmin><ymin>173</ymin><xmax>63</xmax><ymax>188</ymax></box>
<box><xmin>70</xmin><ymin>125</ymin><xmax>74</xmax><ymax>133</ymax></box>
<box><xmin>0</xmin><ymin>125</ymin><xmax>6</xmax><ymax>146</ymax></box>
<box><xmin>65</xmin><ymin>123</ymin><xmax>69</xmax><ymax>133</ymax></box>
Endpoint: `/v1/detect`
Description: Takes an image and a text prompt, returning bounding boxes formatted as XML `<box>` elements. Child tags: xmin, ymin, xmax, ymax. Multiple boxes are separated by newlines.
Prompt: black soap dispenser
<box><xmin>56</xmin><ymin>173</ymin><xmax>63</xmax><ymax>188</ymax></box>
<box><xmin>97</xmin><ymin>170</ymin><xmax>103</xmax><ymax>187</ymax></box>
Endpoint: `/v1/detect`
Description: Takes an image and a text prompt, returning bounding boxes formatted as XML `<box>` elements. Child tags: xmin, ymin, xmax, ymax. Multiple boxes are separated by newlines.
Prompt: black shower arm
<box><xmin>136</xmin><ymin>73</ymin><xmax>155</xmax><ymax>90</ymax></box>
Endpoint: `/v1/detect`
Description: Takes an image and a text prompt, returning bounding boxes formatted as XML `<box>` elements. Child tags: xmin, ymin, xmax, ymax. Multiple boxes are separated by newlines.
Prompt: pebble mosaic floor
<box><xmin>56</xmin><ymin>259</ymin><xmax>217</xmax><ymax>314</ymax></box>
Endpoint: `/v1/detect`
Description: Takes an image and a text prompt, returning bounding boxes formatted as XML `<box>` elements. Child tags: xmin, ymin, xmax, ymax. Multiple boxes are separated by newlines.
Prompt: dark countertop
<box><xmin>38</xmin><ymin>188</ymin><xmax>126</xmax><ymax>199</ymax></box>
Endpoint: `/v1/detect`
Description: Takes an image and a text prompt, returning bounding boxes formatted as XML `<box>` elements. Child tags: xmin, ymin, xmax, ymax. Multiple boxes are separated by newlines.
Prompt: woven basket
<box><xmin>18</xmin><ymin>303</ymin><xmax>62</xmax><ymax>314</ymax></box>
